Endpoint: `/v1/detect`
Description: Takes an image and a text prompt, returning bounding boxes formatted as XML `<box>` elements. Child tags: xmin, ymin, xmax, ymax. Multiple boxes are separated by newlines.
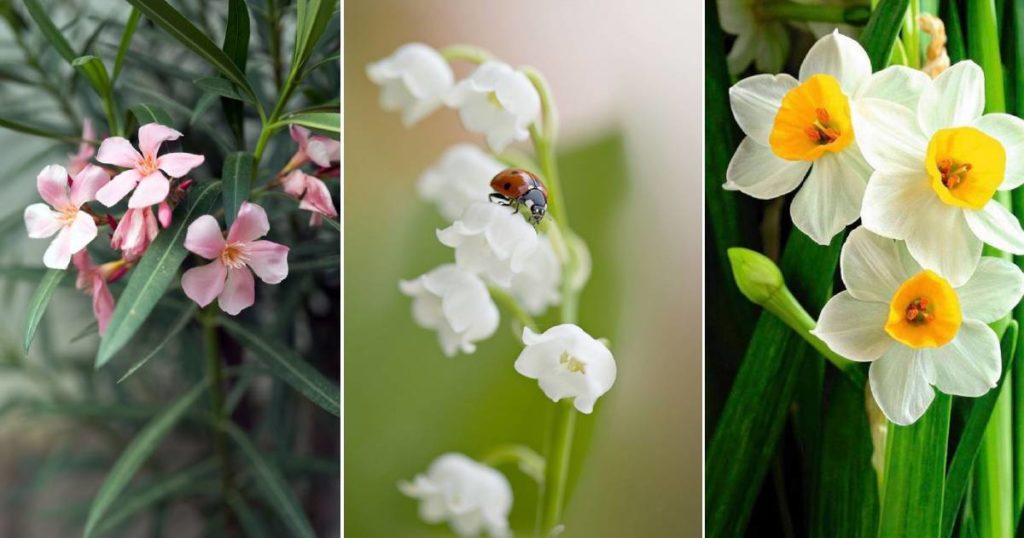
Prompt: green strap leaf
<box><xmin>21</xmin><ymin>0</ymin><xmax>77</xmax><ymax>63</ymax></box>
<box><xmin>72</xmin><ymin>55</ymin><xmax>111</xmax><ymax>97</ymax></box>
<box><xmin>219</xmin><ymin>317</ymin><xmax>339</xmax><ymax>417</ymax></box>
<box><xmin>222</xmin><ymin>152</ymin><xmax>254</xmax><ymax>228</ymax></box>
<box><xmin>97</xmin><ymin>181</ymin><xmax>222</xmax><ymax>368</ymax></box>
<box><xmin>23</xmin><ymin>268</ymin><xmax>65</xmax><ymax>352</ymax></box>
<box><xmin>272</xmin><ymin>111</ymin><xmax>339</xmax><ymax>135</ymax></box>
<box><xmin>116</xmin><ymin>303</ymin><xmax>198</xmax><ymax>383</ymax></box>
<box><xmin>224</xmin><ymin>422</ymin><xmax>316</xmax><ymax>538</ymax></box>
<box><xmin>291</xmin><ymin>0</ymin><xmax>338</xmax><ymax>75</ymax></box>
<box><xmin>861</xmin><ymin>0</ymin><xmax>911</xmax><ymax>70</ymax></box>
<box><xmin>227</xmin><ymin>491</ymin><xmax>271</xmax><ymax>538</ymax></box>
<box><xmin>0</xmin><ymin>115</ymin><xmax>80</xmax><ymax>143</ymax></box>
<box><xmin>129</xmin><ymin>103</ymin><xmax>175</xmax><ymax>127</ymax></box>
<box><xmin>93</xmin><ymin>459</ymin><xmax>218</xmax><ymax>535</ymax></box>
<box><xmin>194</xmin><ymin>76</ymin><xmax>254</xmax><ymax>104</ymax></box>
<box><xmin>112</xmin><ymin>8</ymin><xmax>141</xmax><ymax>85</ymax></box>
<box><xmin>83</xmin><ymin>381</ymin><xmax>208</xmax><ymax>538</ymax></box>
<box><xmin>221</xmin><ymin>0</ymin><xmax>250</xmax><ymax>146</ymax></box>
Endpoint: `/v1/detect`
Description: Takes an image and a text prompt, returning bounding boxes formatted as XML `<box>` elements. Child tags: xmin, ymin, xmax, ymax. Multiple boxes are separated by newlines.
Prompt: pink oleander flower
<box><xmin>285</xmin><ymin>125</ymin><xmax>340</xmax><ymax>171</ymax></box>
<box><xmin>73</xmin><ymin>251</ymin><xmax>119</xmax><ymax>335</ymax></box>
<box><xmin>281</xmin><ymin>170</ymin><xmax>338</xmax><ymax>226</ymax></box>
<box><xmin>68</xmin><ymin>119</ymin><xmax>96</xmax><ymax>176</ymax></box>
<box><xmin>95</xmin><ymin>123</ymin><xmax>205</xmax><ymax>209</ymax></box>
<box><xmin>181</xmin><ymin>202</ymin><xmax>289</xmax><ymax>315</ymax></box>
<box><xmin>112</xmin><ymin>206</ymin><xmax>160</xmax><ymax>262</ymax></box>
<box><xmin>24</xmin><ymin>164</ymin><xmax>109</xmax><ymax>269</ymax></box>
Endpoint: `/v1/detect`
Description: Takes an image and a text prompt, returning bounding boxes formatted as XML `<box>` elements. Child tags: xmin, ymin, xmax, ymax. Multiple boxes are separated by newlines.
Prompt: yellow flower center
<box><xmin>220</xmin><ymin>242</ymin><xmax>249</xmax><ymax>269</ymax></box>
<box><xmin>769</xmin><ymin>74</ymin><xmax>854</xmax><ymax>161</ymax></box>
<box><xmin>58</xmin><ymin>206</ymin><xmax>78</xmax><ymax>225</ymax></box>
<box><xmin>884</xmin><ymin>270</ymin><xmax>961</xmax><ymax>349</ymax></box>
<box><xmin>559</xmin><ymin>351</ymin><xmax>586</xmax><ymax>374</ymax></box>
<box><xmin>139</xmin><ymin>153</ymin><xmax>159</xmax><ymax>176</ymax></box>
<box><xmin>925</xmin><ymin>127</ymin><xmax>1005</xmax><ymax>209</ymax></box>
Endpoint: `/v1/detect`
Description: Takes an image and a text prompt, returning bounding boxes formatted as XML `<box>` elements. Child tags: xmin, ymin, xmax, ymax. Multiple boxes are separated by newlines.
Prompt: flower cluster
<box><xmin>279</xmin><ymin>125</ymin><xmax>340</xmax><ymax>226</ymax></box>
<box><xmin>726</xmin><ymin>32</ymin><xmax>1024</xmax><ymax>425</ymax></box>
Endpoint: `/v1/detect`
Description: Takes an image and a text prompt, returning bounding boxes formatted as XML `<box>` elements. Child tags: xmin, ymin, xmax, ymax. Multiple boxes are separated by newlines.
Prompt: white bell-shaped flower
<box><xmin>514</xmin><ymin>324</ymin><xmax>617</xmax><ymax>414</ymax></box>
<box><xmin>437</xmin><ymin>202</ymin><xmax>539</xmax><ymax>287</ymax></box>
<box><xmin>508</xmin><ymin>235</ymin><xmax>561</xmax><ymax>315</ymax></box>
<box><xmin>367</xmin><ymin>43</ymin><xmax>454</xmax><ymax>126</ymax></box>
<box><xmin>399</xmin><ymin>264</ymin><xmax>499</xmax><ymax>356</ymax></box>
<box><xmin>418</xmin><ymin>144</ymin><xmax>505</xmax><ymax>221</ymax></box>
<box><xmin>445</xmin><ymin>61</ymin><xmax>541</xmax><ymax>151</ymax></box>
<box><xmin>399</xmin><ymin>453</ymin><xmax>513</xmax><ymax>538</ymax></box>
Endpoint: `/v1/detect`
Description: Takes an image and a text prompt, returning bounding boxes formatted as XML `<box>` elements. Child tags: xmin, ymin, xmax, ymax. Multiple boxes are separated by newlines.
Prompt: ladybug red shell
<box><xmin>488</xmin><ymin>168</ymin><xmax>548</xmax><ymax>224</ymax></box>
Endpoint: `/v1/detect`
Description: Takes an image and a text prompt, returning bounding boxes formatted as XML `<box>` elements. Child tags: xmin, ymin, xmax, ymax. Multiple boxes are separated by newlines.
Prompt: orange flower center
<box><xmin>925</xmin><ymin>127</ymin><xmax>1005</xmax><ymax>209</ymax></box>
<box><xmin>139</xmin><ymin>153</ymin><xmax>159</xmax><ymax>176</ymax></box>
<box><xmin>220</xmin><ymin>242</ymin><xmax>249</xmax><ymax>269</ymax></box>
<box><xmin>884</xmin><ymin>270</ymin><xmax>962</xmax><ymax>348</ymax></box>
<box><xmin>769</xmin><ymin>74</ymin><xmax>854</xmax><ymax>161</ymax></box>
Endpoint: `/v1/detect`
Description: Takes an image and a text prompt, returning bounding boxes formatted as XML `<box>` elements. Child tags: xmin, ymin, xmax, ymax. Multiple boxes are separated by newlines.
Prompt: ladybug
<box><xmin>488</xmin><ymin>168</ymin><xmax>548</xmax><ymax>224</ymax></box>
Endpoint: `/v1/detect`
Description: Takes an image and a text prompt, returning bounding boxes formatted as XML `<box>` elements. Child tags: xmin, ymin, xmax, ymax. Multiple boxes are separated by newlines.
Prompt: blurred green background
<box><xmin>345</xmin><ymin>1</ymin><xmax>701</xmax><ymax>536</ymax></box>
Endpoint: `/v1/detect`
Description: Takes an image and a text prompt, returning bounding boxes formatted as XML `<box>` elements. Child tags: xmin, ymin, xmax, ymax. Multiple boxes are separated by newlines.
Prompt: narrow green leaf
<box><xmin>112</xmin><ymin>8</ymin><xmax>141</xmax><ymax>84</ymax></box>
<box><xmin>223</xmin><ymin>0</ymin><xmax>250</xmax><ymax>70</ymax></box>
<box><xmin>125</xmin><ymin>0</ymin><xmax>258</xmax><ymax>103</ymax></box>
<box><xmin>190</xmin><ymin>92</ymin><xmax>219</xmax><ymax>125</ymax></box>
<box><xmin>72</xmin><ymin>55</ymin><xmax>111</xmax><ymax>97</ymax></box>
<box><xmin>129</xmin><ymin>103</ymin><xmax>174</xmax><ymax>126</ymax></box>
<box><xmin>193</xmin><ymin>76</ymin><xmax>253</xmax><ymax>104</ymax></box>
<box><xmin>272</xmin><ymin>111</ymin><xmax>339</xmax><ymax>134</ymax></box>
<box><xmin>291</xmin><ymin>0</ymin><xmax>337</xmax><ymax>74</ymax></box>
<box><xmin>0</xmin><ymin>115</ymin><xmax>80</xmax><ymax>143</ymax></box>
<box><xmin>302</xmin><ymin>52</ymin><xmax>340</xmax><ymax>79</ymax></box>
<box><xmin>222</xmin><ymin>152</ymin><xmax>254</xmax><ymax>227</ymax></box>
<box><xmin>941</xmin><ymin>0</ymin><xmax>967</xmax><ymax>63</ymax></box>
<box><xmin>23</xmin><ymin>269</ymin><xmax>65</xmax><ymax>352</ymax></box>
<box><xmin>227</xmin><ymin>491</ymin><xmax>271</xmax><ymax>538</ymax></box>
<box><xmin>861</xmin><ymin>0</ymin><xmax>911</xmax><ymax>70</ymax></box>
<box><xmin>219</xmin><ymin>317</ymin><xmax>339</xmax><ymax>417</ymax></box>
<box><xmin>96</xmin><ymin>182</ymin><xmax>221</xmax><ymax>367</ymax></box>
<box><xmin>116</xmin><ymin>303</ymin><xmax>198</xmax><ymax>383</ymax></box>
<box><xmin>224</xmin><ymin>422</ymin><xmax>316</xmax><ymax>538</ymax></box>
<box><xmin>83</xmin><ymin>381</ymin><xmax>208</xmax><ymax>538</ymax></box>
<box><xmin>22</xmin><ymin>0</ymin><xmax>77</xmax><ymax>63</ymax></box>
<box><xmin>93</xmin><ymin>459</ymin><xmax>218</xmax><ymax>535</ymax></box>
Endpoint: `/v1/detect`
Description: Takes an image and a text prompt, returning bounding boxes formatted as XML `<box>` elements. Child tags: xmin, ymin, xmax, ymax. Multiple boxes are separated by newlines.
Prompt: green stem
<box><xmin>201</xmin><ymin>309</ymin><xmax>231</xmax><ymax>500</ymax></box>
<box><xmin>538</xmin><ymin>399</ymin><xmax>576</xmax><ymax>536</ymax></box>
<box><xmin>761</xmin><ymin>2</ymin><xmax>871</xmax><ymax>25</ymax></box>
<box><xmin>480</xmin><ymin>444</ymin><xmax>546</xmax><ymax>484</ymax></box>
<box><xmin>488</xmin><ymin>285</ymin><xmax>539</xmax><ymax>333</ymax></box>
<box><xmin>901</xmin><ymin>0</ymin><xmax>921</xmax><ymax>69</ymax></box>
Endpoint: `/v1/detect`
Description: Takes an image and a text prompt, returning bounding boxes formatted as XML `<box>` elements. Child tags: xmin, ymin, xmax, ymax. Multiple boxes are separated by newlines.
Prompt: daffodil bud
<box><xmin>727</xmin><ymin>247</ymin><xmax>784</xmax><ymax>306</ymax></box>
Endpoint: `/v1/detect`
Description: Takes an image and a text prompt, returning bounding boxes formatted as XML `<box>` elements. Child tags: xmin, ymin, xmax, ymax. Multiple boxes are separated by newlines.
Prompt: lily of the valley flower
<box><xmin>24</xmin><ymin>164</ymin><xmax>109</xmax><ymax>269</ymax></box>
<box><xmin>95</xmin><ymin>123</ymin><xmax>205</xmax><ymax>208</ymax></box>
<box><xmin>509</xmin><ymin>236</ymin><xmax>561</xmax><ymax>315</ymax></box>
<box><xmin>418</xmin><ymin>144</ymin><xmax>505</xmax><ymax>222</ymax></box>
<box><xmin>181</xmin><ymin>202</ymin><xmax>289</xmax><ymax>315</ymax></box>
<box><xmin>367</xmin><ymin>43</ymin><xmax>454</xmax><ymax>126</ymax></box>
<box><xmin>445</xmin><ymin>61</ymin><xmax>541</xmax><ymax>152</ymax></box>
<box><xmin>812</xmin><ymin>227</ymin><xmax>1024</xmax><ymax>425</ymax></box>
<box><xmin>68</xmin><ymin>118</ymin><xmax>96</xmax><ymax>176</ymax></box>
<box><xmin>112</xmin><ymin>206</ymin><xmax>161</xmax><ymax>262</ymax></box>
<box><xmin>399</xmin><ymin>453</ymin><xmax>512</xmax><ymax>538</ymax></box>
<box><xmin>281</xmin><ymin>170</ymin><xmax>338</xmax><ymax>226</ymax></box>
<box><xmin>399</xmin><ymin>264</ymin><xmax>499</xmax><ymax>357</ymax></box>
<box><xmin>437</xmin><ymin>202</ymin><xmax>539</xmax><ymax>287</ymax></box>
<box><xmin>72</xmin><ymin>251</ymin><xmax>119</xmax><ymax>335</ymax></box>
<box><xmin>285</xmin><ymin>125</ymin><xmax>340</xmax><ymax>171</ymax></box>
<box><xmin>726</xmin><ymin>31</ymin><xmax>931</xmax><ymax>245</ymax></box>
<box><xmin>856</xmin><ymin>60</ymin><xmax>1024</xmax><ymax>286</ymax></box>
<box><xmin>514</xmin><ymin>324</ymin><xmax>617</xmax><ymax>414</ymax></box>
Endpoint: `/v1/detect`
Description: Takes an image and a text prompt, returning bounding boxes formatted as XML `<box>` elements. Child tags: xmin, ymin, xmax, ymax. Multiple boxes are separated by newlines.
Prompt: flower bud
<box><xmin>727</xmin><ymin>247</ymin><xmax>784</xmax><ymax>306</ymax></box>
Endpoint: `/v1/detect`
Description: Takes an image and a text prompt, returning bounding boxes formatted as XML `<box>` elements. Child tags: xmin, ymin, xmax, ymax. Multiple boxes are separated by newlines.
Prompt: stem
<box><xmin>901</xmin><ymin>0</ymin><xmax>921</xmax><ymax>69</ymax></box>
<box><xmin>488</xmin><ymin>285</ymin><xmax>539</xmax><ymax>333</ymax></box>
<box><xmin>761</xmin><ymin>2</ymin><xmax>871</xmax><ymax>25</ymax></box>
<box><xmin>480</xmin><ymin>444</ymin><xmax>546</xmax><ymax>484</ymax></box>
<box><xmin>538</xmin><ymin>400</ymin><xmax>576</xmax><ymax>536</ymax></box>
<box><xmin>201</xmin><ymin>309</ymin><xmax>231</xmax><ymax>500</ymax></box>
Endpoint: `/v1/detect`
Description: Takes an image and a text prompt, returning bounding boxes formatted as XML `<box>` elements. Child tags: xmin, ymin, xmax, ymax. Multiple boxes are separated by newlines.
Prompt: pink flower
<box><xmin>281</xmin><ymin>170</ymin><xmax>338</xmax><ymax>226</ymax></box>
<box><xmin>72</xmin><ymin>251</ymin><xmax>117</xmax><ymax>335</ymax></box>
<box><xmin>95</xmin><ymin>123</ymin><xmax>205</xmax><ymax>209</ymax></box>
<box><xmin>285</xmin><ymin>125</ymin><xmax>339</xmax><ymax>171</ymax></box>
<box><xmin>68</xmin><ymin>119</ymin><xmax>96</xmax><ymax>176</ymax></box>
<box><xmin>181</xmin><ymin>202</ymin><xmax>289</xmax><ymax>315</ymax></box>
<box><xmin>24</xmin><ymin>164</ymin><xmax>109</xmax><ymax>269</ymax></box>
<box><xmin>111</xmin><ymin>206</ymin><xmax>160</xmax><ymax>262</ymax></box>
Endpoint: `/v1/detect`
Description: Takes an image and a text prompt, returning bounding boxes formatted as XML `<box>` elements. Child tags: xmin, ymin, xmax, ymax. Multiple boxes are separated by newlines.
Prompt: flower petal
<box><xmin>96</xmin><ymin>136</ymin><xmax>141</xmax><ymax>168</ymax></box>
<box><xmin>69</xmin><ymin>164</ymin><xmax>110</xmax><ymax>207</ymax></box>
<box><xmin>799</xmin><ymin>31</ymin><xmax>872</xmax><ymax>94</ymax></box>
<box><xmin>184</xmin><ymin>215</ymin><xmax>226</xmax><ymax>259</ymax></box>
<box><xmin>24</xmin><ymin>203</ymin><xmax>61</xmax><ymax>238</ymax></box>
<box><xmin>305</xmin><ymin>135</ymin><xmax>339</xmax><ymax>168</ymax></box>
<box><xmin>127</xmin><ymin>172</ymin><xmax>171</xmax><ymax>208</ymax></box>
<box><xmin>811</xmin><ymin>291</ymin><xmax>892</xmax><ymax>362</ymax></box>
<box><xmin>840</xmin><ymin>226</ymin><xmax>913</xmax><ymax>302</ymax></box>
<box><xmin>957</xmin><ymin>257</ymin><xmax>1024</xmax><ymax>323</ymax></box>
<box><xmin>93</xmin><ymin>279</ymin><xmax>115</xmax><ymax>336</ymax></box>
<box><xmin>854</xmin><ymin>65</ymin><xmax>931</xmax><ymax>110</ymax></box>
<box><xmin>724</xmin><ymin>137</ymin><xmax>810</xmax><ymax>199</ymax></box>
<box><xmin>181</xmin><ymin>260</ymin><xmax>226</xmax><ymax>307</ymax></box>
<box><xmin>95</xmin><ymin>169</ymin><xmax>142</xmax><ymax>207</ymax></box>
<box><xmin>869</xmin><ymin>345</ymin><xmax>936</xmax><ymax>426</ymax></box>
<box><xmin>227</xmin><ymin>202</ymin><xmax>269</xmax><ymax>243</ymax></box>
<box><xmin>853</xmin><ymin>98</ymin><xmax>927</xmax><ymax>174</ymax></box>
<box><xmin>928</xmin><ymin>319</ymin><xmax>1000</xmax><ymax>397</ymax></box>
<box><xmin>219</xmin><ymin>266</ymin><xmax>255</xmax><ymax>315</ymax></box>
<box><xmin>298</xmin><ymin>177</ymin><xmax>338</xmax><ymax>218</ymax></box>
<box><xmin>246</xmin><ymin>240</ymin><xmax>289</xmax><ymax>284</ymax></box>
<box><xmin>725</xmin><ymin>26</ymin><xmax>757</xmax><ymax>75</ymax></box>
<box><xmin>42</xmin><ymin>227</ymin><xmax>74</xmax><ymax>269</ymax></box>
<box><xmin>905</xmin><ymin>202</ymin><xmax>981</xmax><ymax>287</ymax></box>
<box><xmin>964</xmin><ymin>200</ymin><xmax>1024</xmax><ymax>255</ymax></box>
<box><xmin>67</xmin><ymin>210</ymin><xmax>97</xmax><ymax>254</ymax></box>
<box><xmin>157</xmin><ymin>152</ymin><xmax>205</xmax><ymax>177</ymax></box>
<box><xmin>789</xmin><ymin>150</ymin><xmax>868</xmax><ymax>245</ymax></box>
<box><xmin>728</xmin><ymin>73</ymin><xmax>798</xmax><ymax>144</ymax></box>
<box><xmin>973</xmin><ymin>113</ymin><xmax>1024</xmax><ymax>190</ymax></box>
<box><xmin>754</xmin><ymin>23</ymin><xmax>789</xmax><ymax>75</ymax></box>
<box><xmin>860</xmin><ymin>170</ymin><xmax>934</xmax><ymax>241</ymax></box>
<box><xmin>37</xmin><ymin>164</ymin><xmax>71</xmax><ymax>209</ymax></box>
<box><xmin>138</xmin><ymin>123</ymin><xmax>182</xmax><ymax>158</ymax></box>
<box><xmin>917</xmin><ymin>61</ymin><xmax>985</xmax><ymax>135</ymax></box>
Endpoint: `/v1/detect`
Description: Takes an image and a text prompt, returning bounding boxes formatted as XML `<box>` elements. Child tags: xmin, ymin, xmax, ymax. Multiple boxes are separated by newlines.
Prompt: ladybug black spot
<box><xmin>504</xmin><ymin>182</ymin><xmax>511</xmax><ymax>190</ymax></box>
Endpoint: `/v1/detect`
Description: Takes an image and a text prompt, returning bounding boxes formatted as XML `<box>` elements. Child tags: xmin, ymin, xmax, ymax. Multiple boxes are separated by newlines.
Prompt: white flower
<box><xmin>726</xmin><ymin>31</ymin><xmax>931</xmax><ymax>245</ymax></box>
<box><xmin>445</xmin><ymin>61</ymin><xmax>541</xmax><ymax>152</ymax></box>
<box><xmin>508</xmin><ymin>235</ymin><xmax>561</xmax><ymax>315</ymax></box>
<box><xmin>717</xmin><ymin>0</ymin><xmax>790</xmax><ymax>75</ymax></box>
<box><xmin>812</xmin><ymin>227</ymin><xmax>1024</xmax><ymax>425</ymax></box>
<box><xmin>399</xmin><ymin>264</ymin><xmax>499</xmax><ymax>357</ymax></box>
<box><xmin>437</xmin><ymin>202</ymin><xmax>539</xmax><ymax>287</ymax></box>
<box><xmin>418</xmin><ymin>144</ymin><xmax>505</xmax><ymax>221</ymax></box>
<box><xmin>514</xmin><ymin>324</ymin><xmax>617</xmax><ymax>414</ymax></box>
<box><xmin>367</xmin><ymin>43</ymin><xmax>454</xmax><ymax>126</ymax></box>
<box><xmin>855</xmin><ymin>60</ymin><xmax>1024</xmax><ymax>286</ymax></box>
<box><xmin>399</xmin><ymin>453</ymin><xmax>512</xmax><ymax>538</ymax></box>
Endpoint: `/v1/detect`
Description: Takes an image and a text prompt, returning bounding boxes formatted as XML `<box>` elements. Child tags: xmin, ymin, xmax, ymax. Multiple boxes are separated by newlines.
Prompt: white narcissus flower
<box><xmin>437</xmin><ymin>202</ymin><xmax>539</xmax><ymax>287</ymax></box>
<box><xmin>717</xmin><ymin>0</ymin><xmax>790</xmax><ymax>75</ymax></box>
<box><xmin>418</xmin><ymin>144</ymin><xmax>505</xmax><ymax>222</ymax></box>
<box><xmin>812</xmin><ymin>227</ymin><xmax>1024</xmax><ymax>425</ymax></box>
<box><xmin>399</xmin><ymin>264</ymin><xmax>499</xmax><ymax>357</ymax></box>
<box><xmin>855</xmin><ymin>60</ymin><xmax>1024</xmax><ymax>286</ymax></box>
<box><xmin>726</xmin><ymin>31</ymin><xmax>931</xmax><ymax>245</ymax></box>
<box><xmin>399</xmin><ymin>453</ymin><xmax>512</xmax><ymax>538</ymax></box>
<box><xmin>367</xmin><ymin>43</ymin><xmax>454</xmax><ymax>126</ymax></box>
<box><xmin>508</xmin><ymin>235</ymin><xmax>561</xmax><ymax>316</ymax></box>
<box><xmin>445</xmin><ymin>61</ymin><xmax>541</xmax><ymax>152</ymax></box>
<box><xmin>515</xmin><ymin>324</ymin><xmax>617</xmax><ymax>414</ymax></box>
